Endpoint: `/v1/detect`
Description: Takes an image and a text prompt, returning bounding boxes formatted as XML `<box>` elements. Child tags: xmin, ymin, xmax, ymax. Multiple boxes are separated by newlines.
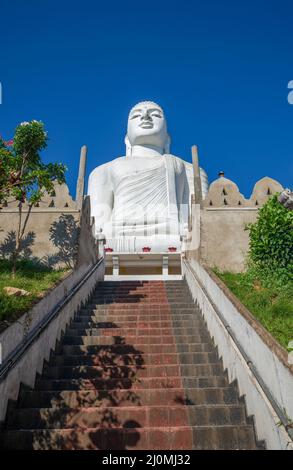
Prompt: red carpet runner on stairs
<box><xmin>0</xmin><ymin>280</ymin><xmax>261</xmax><ymax>450</ymax></box>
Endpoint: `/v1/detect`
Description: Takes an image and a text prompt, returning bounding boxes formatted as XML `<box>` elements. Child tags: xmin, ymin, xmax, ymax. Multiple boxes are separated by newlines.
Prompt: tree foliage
<box><xmin>247</xmin><ymin>194</ymin><xmax>293</xmax><ymax>279</ymax></box>
<box><xmin>0</xmin><ymin>121</ymin><xmax>66</xmax><ymax>207</ymax></box>
<box><xmin>0</xmin><ymin>120</ymin><xmax>66</xmax><ymax>275</ymax></box>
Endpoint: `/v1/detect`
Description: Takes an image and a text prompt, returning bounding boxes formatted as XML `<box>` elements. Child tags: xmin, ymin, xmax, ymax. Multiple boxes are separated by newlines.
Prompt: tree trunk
<box><xmin>12</xmin><ymin>203</ymin><xmax>33</xmax><ymax>277</ymax></box>
<box><xmin>12</xmin><ymin>202</ymin><xmax>23</xmax><ymax>278</ymax></box>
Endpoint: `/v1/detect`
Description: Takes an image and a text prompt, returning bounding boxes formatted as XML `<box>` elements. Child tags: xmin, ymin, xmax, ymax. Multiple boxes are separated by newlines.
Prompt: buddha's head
<box><xmin>125</xmin><ymin>101</ymin><xmax>170</xmax><ymax>155</ymax></box>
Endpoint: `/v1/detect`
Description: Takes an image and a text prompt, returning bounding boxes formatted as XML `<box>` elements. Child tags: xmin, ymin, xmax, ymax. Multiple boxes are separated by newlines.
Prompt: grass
<box><xmin>214</xmin><ymin>269</ymin><xmax>293</xmax><ymax>349</ymax></box>
<box><xmin>0</xmin><ymin>259</ymin><xmax>68</xmax><ymax>329</ymax></box>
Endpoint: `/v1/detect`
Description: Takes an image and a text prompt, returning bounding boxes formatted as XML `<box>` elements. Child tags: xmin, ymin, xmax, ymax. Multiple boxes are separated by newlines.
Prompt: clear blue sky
<box><xmin>0</xmin><ymin>0</ymin><xmax>292</xmax><ymax>198</ymax></box>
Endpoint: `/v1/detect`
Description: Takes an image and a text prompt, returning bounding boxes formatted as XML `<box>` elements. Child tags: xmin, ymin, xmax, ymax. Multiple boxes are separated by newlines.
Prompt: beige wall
<box><xmin>0</xmin><ymin>209</ymin><xmax>79</xmax><ymax>262</ymax></box>
<box><xmin>186</xmin><ymin>175</ymin><xmax>284</xmax><ymax>272</ymax></box>
<box><xmin>199</xmin><ymin>207</ymin><xmax>258</xmax><ymax>272</ymax></box>
<box><xmin>0</xmin><ymin>183</ymin><xmax>98</xmax><ymax>268</ymax></box>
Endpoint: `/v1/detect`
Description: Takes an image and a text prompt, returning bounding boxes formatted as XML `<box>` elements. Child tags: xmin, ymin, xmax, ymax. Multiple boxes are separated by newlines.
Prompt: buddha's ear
<box><xmin>125</xmin><ymin>135</ymin><xmax>132</xmax><ymax>157</ymax></box>
<box><xmin>164</xmin><ymin>134</ymin><xmax>171</xmax><ymax>154</ymax></box>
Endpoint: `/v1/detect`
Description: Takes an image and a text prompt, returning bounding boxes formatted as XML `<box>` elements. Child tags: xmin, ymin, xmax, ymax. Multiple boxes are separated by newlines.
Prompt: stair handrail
<box><xmin>183</xmin><ymin>258</ymin><xmax>293</xmax><ymax>441</ymax></box>
<box><xmin>0</xmin><ymin>256</ymin><xmax>104</xmax><ymax>383</ymax></box>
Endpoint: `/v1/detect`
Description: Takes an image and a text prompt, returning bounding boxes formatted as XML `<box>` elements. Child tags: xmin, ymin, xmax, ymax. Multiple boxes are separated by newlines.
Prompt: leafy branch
<box><xmin>0</xmin><ymin>121</ymin><xmax>67</xmax><ymax>276</ymax></box>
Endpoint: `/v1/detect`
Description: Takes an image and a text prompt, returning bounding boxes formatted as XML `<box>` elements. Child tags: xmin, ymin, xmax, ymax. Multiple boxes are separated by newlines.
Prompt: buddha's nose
<box><xmin>141</xmin><ymin>109</ymin><xmax>151</xmax><ymax>120</ymax></box>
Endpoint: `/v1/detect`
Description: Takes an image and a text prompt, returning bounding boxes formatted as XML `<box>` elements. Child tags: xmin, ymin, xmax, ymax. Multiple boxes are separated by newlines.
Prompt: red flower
<box><xmin>142</xmin><ymin>246</ymin><xmax>151</xmax><ymax>252</ymax></box>
<box><xmin>104</xmin><ymin>247</ymin><xmax>113</xmax><ymax>253</ymax></box>
<box><xmin>0</xmin><ymin>136</ymin><xmax>14</xmax><ymax>146</ymax></box>
<box><xmin>168</xmin><ymin>246</ymin><xmax>177</xmax><ymax>252</ymax></box>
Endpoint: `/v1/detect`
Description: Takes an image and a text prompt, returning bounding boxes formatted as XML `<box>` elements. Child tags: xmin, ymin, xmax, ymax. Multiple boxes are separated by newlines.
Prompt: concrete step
<box><xmin>95</xmin><ymin>282</ymin><xmax>186</xmax><ymax>286</ymax></box>
<box><xmin>93</xmin><ymin>289</ymin><xmax>169</xmax><ymax>293</ymax></box>
<box><xmin>87</xmin><ymin>303</ymin><xmax>197</xmax><ymax>309</ymax></box>
<box><xmin>90</xmin><ymin>296</ymin><xmax>193</xmax><ymax>303</ymax></box>
<box><xmin>35</xmin><ymin>375</ymin><xmax>228</xmax><ymax>391</ymax></box>
<box><xmin>7</xmin><ymin>402</ymin><xmax>247</xmax><ymax>430</ymax></box>
<box><xmin>18</xmin><ymin>387</ymin><xmax>240</xmax><ymax>409</ymax></box>
<box><xmin>70</xmin><ymin>319</ymin><xmax>205</xmax><ymax>329</ymax></box>
<box><xmin>191</xmin><ymin>425</ymin><xmax>258</xmax><ymax>450</ymax></box>
<box><xmin>64</xmin><ymin>327</ymin><xmax>209</xmax><ymax>338</ymax></box>
<box><xmin>92</xmin><ymin>292</ymin><xmax>191</xmax><ymax>298</ymax></box>
<box><xmin>75</xmin><ymin>313</ymin><xmax>203</xmax><ymax>322</ymax></box>
<box><xmin>41</xmin><ymin>363</ymin><xmax>223</xmax><ymax>380</ymax></box>
<box><xmin>93</xmin><ymin>291</ymin><xmax>192</xmax><ymax>298</ymax></box>
<box><xmin>97</xmin><ymin>281</ymin><xmax>186</xmax><ymax>286</ymax></box>
<box><xmin>80</xmin><ymin>307</ymin><xmax>201</xmax><ymax>315</ymax></box>
<box><xmin>0</xmin><ymin>425</ymin><xmax>258</xmax><ymax>450</ymax></box>
<box><xmin>60</xmin><ymin>342</ymin><xmax>215</xmax><ymax>355</ymax></box>
<box><xmin>176</xmin><ymin>343</ymin><xmax>216</xmax><ymax>353</ymax></box>
<box><xmin>50</xmin><ymin>352</ymin><xmax>219</xmax><ymax>367</ymax></box>
<box><xmin>92</xmin><ymin>294</ymin><xmax>194</xmax><ymax>301</ymax></box>
<box><xmin>61</xmin><ymin>334</ymin><xmax>211</xmax><ymax>346</ymax></box>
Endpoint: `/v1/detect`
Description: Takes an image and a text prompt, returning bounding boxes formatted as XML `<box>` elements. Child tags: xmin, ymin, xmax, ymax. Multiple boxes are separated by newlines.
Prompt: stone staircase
<box><xmin>0</xmin><ymin>280</ymin><xmax>262</xmax><ymax>450</ymax></box>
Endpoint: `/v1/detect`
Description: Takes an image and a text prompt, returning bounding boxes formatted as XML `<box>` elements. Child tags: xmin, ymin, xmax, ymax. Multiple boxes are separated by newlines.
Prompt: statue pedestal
<box><xmin>104</xmin><ymin>235</ymin><xmax>181</xmax><ymax>253</ymax></box>
<box><xmin>104</xmin><ymin>252</ymin><xmax>182</xmax><ymax>280</ymax></box>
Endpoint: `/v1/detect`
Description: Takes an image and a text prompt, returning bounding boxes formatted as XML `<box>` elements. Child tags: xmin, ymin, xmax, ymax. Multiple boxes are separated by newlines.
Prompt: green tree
<box><xmin>0</xmin><ymin>121</ymin><xmax>66</xmax><ymax>276</ymax></box>
<box><xmin>247</xmin><ymin>194</ymin><xmax>293</xmax><ymax>278</ymax></box>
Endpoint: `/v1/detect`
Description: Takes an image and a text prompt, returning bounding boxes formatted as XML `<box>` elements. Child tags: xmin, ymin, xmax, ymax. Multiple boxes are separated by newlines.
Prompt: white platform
<box><xmin>104</xmin><ymin>251</ymin><xmax>182</xmax><ymax>277</ymax></box>
<box><xmin>104</xmin><ymin>274</ymin><xmax>183</xmax><ymax>281</ymax></box>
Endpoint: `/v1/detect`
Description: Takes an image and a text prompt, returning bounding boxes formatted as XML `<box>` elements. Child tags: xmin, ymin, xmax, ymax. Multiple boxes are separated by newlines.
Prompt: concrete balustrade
<box><xmin>183</xmin><ymin>257</ymin><xmax>293</xmax><ymax>450</ymax></box>
<box><xmin>0</xmin><ymin>259</ymin><xmax>105</xmax><ymax>423</ymax></box>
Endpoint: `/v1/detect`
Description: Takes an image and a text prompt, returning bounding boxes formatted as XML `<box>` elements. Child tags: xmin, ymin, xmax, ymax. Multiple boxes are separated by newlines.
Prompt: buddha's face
<box><xmin>127</xmin><ymin>102</ymin><xmax>168</xmax><ymax>150</ymax></box>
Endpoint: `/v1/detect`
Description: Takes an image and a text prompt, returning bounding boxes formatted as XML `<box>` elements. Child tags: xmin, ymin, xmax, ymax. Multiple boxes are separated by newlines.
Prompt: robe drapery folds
<box><xmin>106</xmin><ymin>155</ymin><xmax>189</xmax><ymax>238</ymax></box>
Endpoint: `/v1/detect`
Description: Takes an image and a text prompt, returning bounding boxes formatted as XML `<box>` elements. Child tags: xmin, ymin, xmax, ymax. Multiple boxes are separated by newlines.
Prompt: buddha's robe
<box><xmin>88</xmin><ymin>155</ymin><xmax>189</xmax><ymax>245</ymax></box>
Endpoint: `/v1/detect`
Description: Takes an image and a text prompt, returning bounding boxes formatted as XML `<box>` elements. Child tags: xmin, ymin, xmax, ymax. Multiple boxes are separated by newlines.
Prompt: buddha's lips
<box><xmin>140</xmin><ymin>123</ymin><xmax>153</xmax><ymax>128</ymax></box>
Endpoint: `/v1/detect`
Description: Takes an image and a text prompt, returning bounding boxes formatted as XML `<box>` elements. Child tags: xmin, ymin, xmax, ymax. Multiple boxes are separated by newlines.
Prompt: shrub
<box><xmin>246</xmin><ymin>194</ymin><xmax>293</xmax><ymax>280</ymax></box>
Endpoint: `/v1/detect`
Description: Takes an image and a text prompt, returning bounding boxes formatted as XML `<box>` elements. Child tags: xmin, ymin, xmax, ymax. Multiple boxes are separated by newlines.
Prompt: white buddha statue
<box><xmin>88</xmin><ymin>101</ymin><xmax>208</xmax><ymax>252</ymax></box>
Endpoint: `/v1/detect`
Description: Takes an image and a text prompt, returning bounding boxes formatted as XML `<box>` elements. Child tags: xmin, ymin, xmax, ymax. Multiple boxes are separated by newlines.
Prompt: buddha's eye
<box><xmin>151</xmin><ymin>112</ymin><xmax>162</xmax><ymax>118</ymax></box>
<box><xmin>130</xmin><ymin>113</ymin><xmax>141</xmax><ymax>119</ymax></box>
